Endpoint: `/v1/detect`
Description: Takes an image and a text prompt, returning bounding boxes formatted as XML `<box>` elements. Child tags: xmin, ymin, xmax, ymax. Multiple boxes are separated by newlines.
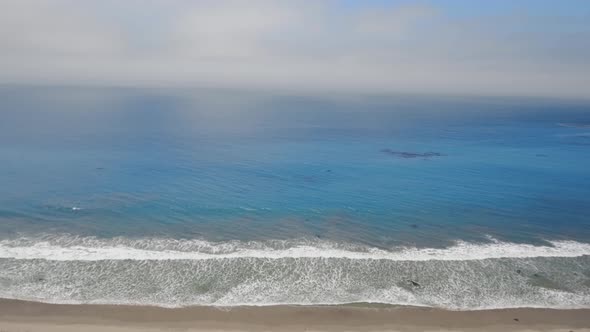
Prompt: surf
<box><xmin>1</xmin><ymin>236</ymin><xmax>589</xmax><ymax>261</ymax></box>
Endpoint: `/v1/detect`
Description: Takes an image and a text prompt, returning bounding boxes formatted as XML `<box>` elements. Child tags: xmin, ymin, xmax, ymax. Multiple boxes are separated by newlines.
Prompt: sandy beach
<box><xmin>0</xmin><ymin>299</ymin><xmax>588</xmax><ymax>332</ymax></box>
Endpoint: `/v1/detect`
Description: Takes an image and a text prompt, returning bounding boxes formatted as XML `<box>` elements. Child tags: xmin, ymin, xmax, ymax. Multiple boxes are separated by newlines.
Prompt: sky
<box><xmin>1</xmin><ymin>0</ymin><xmax>589</xmax><ymax>99</ymax></box>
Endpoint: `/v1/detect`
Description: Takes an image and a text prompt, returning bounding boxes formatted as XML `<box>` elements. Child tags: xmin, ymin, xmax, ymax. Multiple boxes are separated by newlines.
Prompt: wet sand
<box><xmin>0</xmin><ymin>299</ymin><xmax>588</xmax><ymax>331</ymax></box>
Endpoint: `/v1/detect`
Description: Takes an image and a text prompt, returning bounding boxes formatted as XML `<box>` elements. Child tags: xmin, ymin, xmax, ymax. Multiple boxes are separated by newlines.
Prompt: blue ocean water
<box><xmin>0</xmin><ymin>86</ymin><xmax>589</xmax><ymax>309</ymax></box>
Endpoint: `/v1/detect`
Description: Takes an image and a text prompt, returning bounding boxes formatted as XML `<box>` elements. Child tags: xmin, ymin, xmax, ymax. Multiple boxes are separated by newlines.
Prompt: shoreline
<box><xmin>1</xmin><ymin>299</ymin><xmax>589</xmax><ymax>331</ymax></box>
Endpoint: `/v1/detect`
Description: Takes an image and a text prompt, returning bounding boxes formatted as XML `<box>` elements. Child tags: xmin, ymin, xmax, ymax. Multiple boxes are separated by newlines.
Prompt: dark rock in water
<box><xmin>381</xmin><ymin>149</ymin><xmax>445</xmax><ymax>159</ymax></box>
<box><xmin>514</xmin><ymin>318</ymin><xmax>519</xmax><ymax>322</ymax></box>
<box><xmin>396</xmin><ymin>279</ymin><xmax>421</xmax><ymax>292</ymax></box>
<box><xmin>533</xmin><ymin>273</ymin><xmax>540</xmax><ymax>278</ymax></box>
<box><xmin>408</xmin><ymin>280</ymin><xmax>421</xmax><ymax>287</ymax></box>
<box><xmin>325</xmin><ymin>169</ymin><xmax>332</xmax><ymax>173</ymax></box>
<box><xmin>516</xmin><ymin>269</ymin><xmax>522</xmax><ymax>274</ymax></box>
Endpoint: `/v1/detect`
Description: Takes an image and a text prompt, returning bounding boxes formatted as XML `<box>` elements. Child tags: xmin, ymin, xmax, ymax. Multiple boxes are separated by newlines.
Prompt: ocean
<box><xmin>0</xmin><ymin>86</ymin><xmax>589</xmax><ymax>309</ymax></box>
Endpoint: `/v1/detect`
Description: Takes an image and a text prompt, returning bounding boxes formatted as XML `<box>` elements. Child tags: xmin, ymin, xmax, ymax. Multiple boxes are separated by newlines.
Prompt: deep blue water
<box><xmin>0</xmin><ymin>86</ymin><xmax>589</xmax><ymax>308</ymax></box>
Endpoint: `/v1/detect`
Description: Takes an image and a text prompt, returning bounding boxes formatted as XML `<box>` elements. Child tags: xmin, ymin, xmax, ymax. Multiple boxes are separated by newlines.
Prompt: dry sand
<box><xmin>0</xmin><ymin>299</ymin><xmax>589</xmax><ymax>331</ymax></box>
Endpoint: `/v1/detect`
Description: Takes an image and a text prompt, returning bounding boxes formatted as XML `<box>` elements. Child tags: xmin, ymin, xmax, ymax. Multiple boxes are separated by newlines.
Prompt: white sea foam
<box><xmin>0</xmin><ymin>236</ymin><xmax>588</xmax><ymax>261</ymax></box>
<box><xmin>0</xmin><ymin>236</ymin><xmax>589</xmax><ymax>310</ymax></box>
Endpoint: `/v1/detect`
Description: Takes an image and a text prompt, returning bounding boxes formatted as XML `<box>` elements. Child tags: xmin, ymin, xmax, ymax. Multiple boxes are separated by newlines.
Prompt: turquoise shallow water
<box><xmin>0</xmin><ymin>86</ymin><xmax>589</xmax><ymax>308</ymax></box>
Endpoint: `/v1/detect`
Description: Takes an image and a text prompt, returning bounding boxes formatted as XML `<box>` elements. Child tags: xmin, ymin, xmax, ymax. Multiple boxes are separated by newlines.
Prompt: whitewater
<box><xmin>0</xmin><ymin>236</ymin><xmax>589</xmax><ymax>261</ymax></box>
<box><xmin>1</xmin><ymin>235</ymin><xmax>589</xmax><ymax>310</ymax></box>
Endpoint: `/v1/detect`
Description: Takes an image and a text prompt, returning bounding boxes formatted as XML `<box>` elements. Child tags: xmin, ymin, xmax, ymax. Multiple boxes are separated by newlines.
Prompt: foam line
<box><xmin>0</xmin><ymin>237</ymin><xmax>588</xmax><ymax>261</ymax></box>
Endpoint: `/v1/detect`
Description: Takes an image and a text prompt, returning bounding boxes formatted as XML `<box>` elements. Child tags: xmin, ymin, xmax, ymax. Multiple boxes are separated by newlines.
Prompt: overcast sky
<box><xmin>1</xmin><ymin>0</ymin><xmax>590</xmax><ymax>98</ymax></box>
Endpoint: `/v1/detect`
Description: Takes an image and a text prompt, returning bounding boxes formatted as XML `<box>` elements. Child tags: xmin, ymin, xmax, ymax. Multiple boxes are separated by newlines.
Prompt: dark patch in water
<box><xmin>408</xmin><ymin>280</ymin><xmax>421</xmax><ymax>287</ymax></box>
<box><xmin>396</xmin><ymin>279</ymin><xmax>421</xmax><ymax>292</ymax></box>
<box><xmin>32</xmin><ymin>273</ymin><xmax>46</xmax><ymax>283</ymax></box>
<box><xmin>381</xmin><ymin>149</ymin><xmax>445</xmax><ymax>159</ymax></box>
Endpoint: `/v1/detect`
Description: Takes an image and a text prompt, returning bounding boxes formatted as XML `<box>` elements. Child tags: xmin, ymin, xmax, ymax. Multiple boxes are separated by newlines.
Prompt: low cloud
<box><xmin>1</xmin><ymin>0</ymin><xmax>589</xmax><ymax>98</ymax></box>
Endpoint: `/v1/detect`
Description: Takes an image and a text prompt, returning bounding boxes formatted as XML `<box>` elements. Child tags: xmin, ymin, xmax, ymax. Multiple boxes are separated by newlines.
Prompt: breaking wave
<box><xmin>0</xmin><ymin>235</ymin><xmax>589</xmax><ymax>261</ymax></box>
<box><xmin>0</xmin><ymin>235</ymin><xmax>589</xmax><ymax>310</ymax></box>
